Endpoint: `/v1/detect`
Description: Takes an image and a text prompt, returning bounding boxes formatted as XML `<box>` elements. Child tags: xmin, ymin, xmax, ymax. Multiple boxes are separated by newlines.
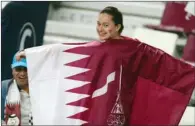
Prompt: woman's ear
<box><xmin>116</xmin><ymin>24</ymin><xmax>121</xmax><ymax>32</ymax></box>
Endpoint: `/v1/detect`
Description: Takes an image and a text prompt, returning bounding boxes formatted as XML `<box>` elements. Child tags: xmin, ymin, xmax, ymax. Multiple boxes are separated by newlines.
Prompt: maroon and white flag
<box><xmin>25</xmin><ymin>37</ymin><xmax>195</xmax><ymax>125</ymax></box>
<box><xmin>145</xmin><ymin>2</ymin><xmax>195</xmax><ymax>34</ymax></box>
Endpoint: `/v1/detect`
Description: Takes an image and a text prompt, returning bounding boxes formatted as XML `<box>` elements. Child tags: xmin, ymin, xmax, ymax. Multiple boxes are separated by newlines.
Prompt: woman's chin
<box><xmin>98</xmin><ymin>36</ymin><xmax>108</xmax><ymax>42</ymax></box>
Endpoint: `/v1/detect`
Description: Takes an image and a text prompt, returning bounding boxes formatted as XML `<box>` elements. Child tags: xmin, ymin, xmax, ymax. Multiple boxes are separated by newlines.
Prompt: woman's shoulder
<box><xmin>122</xmin><ymin>36</ymin><xmax>141</xmax><ymax>42</ymax></box>
<box><xmin>84</xmin><ymin>41</ymin><xmax>102</xmax><ymax>47</ymax></box>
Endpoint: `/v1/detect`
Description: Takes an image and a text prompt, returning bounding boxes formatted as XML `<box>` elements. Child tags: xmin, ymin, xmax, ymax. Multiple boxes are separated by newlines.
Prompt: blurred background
<box><xmin>1</xmin><ymin>1</ymin><xmax>195</xmax><ymax>125</ymax></box>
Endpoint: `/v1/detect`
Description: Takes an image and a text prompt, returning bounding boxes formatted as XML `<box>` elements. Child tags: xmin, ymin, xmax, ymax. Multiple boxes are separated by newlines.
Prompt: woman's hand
<box><xmin>16</xmin><ymin>51</ymin><xmax>26</xmax><ymax>61</ymax></box>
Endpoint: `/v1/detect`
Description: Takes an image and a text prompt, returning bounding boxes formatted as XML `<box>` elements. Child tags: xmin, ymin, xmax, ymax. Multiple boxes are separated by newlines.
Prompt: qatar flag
<box><xmin>25</xmin><ymin>37</ymin><xmax>195</xmax><ymax>125</ymax></box>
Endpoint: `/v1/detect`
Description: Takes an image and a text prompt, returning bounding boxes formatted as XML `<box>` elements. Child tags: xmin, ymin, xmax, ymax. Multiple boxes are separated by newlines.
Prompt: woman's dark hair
<box><xmin>100</xmin><ymin>6</ymin><xmax>124</xmax><ymax>34</ymax></box>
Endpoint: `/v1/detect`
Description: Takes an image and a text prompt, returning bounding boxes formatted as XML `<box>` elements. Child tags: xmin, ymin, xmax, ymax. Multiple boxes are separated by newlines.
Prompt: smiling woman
<box><xmin>96</xmin><ymin>6</ymin><xmax>124</xmax><ymax>41</ymax></box>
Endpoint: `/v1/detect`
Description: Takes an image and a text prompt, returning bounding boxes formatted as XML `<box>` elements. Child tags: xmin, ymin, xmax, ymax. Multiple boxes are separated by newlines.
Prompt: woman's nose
<box><xmin>97</xmin><ymin>25</ymin><xmax>103</xmax><ymax>32</ymax></box>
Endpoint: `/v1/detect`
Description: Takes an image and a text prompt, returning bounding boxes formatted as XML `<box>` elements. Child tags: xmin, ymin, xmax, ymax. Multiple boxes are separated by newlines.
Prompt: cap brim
<box><xmin>11</xmin><ymin>62</ymin><xmax>27</xmax><ymax>68</ymax></box>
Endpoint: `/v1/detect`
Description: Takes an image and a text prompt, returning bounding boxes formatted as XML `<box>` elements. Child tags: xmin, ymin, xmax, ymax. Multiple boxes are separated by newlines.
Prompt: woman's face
<box><xmin>96</xmin><ymin>13</ymin><xmax>120</xmax><ymax>41</ymax></box>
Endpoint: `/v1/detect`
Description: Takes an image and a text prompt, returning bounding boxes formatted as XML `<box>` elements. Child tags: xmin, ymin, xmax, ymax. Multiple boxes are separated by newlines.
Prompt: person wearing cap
<box><xmin>1</xmin><ymin>53</ymin><xmax>33</xmax><ymax>125</ymax></box>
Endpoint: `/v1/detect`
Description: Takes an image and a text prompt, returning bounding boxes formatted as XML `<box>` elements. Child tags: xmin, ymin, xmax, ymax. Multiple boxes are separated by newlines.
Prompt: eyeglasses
<box><xmin>14</xmin><ymin>67</ymin><xmax>27</xmax><ymax>72</ymax></box>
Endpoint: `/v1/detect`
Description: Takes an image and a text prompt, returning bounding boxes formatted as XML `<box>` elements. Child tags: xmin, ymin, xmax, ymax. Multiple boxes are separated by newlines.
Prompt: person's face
<box><xmin>96</xmin><ymin>13</ymin><xmax>121</xmax><ymax>41</ymax></box>
<box><xmin>12</xmin><ymin>66</ymin><xmax>28</xmax><ymax>88</ymax></box>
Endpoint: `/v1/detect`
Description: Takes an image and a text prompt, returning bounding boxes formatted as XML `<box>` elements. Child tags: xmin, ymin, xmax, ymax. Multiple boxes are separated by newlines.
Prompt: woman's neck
<box><xmin>98</xmin><ymin>35</ymin><xmax>124</xmax><ymax>42</ymax></box>
<box><xmin>112</xmin><ymin>35</ymin><xmax>123</xmax><ymax>40</ymax></box>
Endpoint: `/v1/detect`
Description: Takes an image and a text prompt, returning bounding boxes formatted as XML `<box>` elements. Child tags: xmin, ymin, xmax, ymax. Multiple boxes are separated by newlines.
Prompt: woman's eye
<box><xmin>103</xmin><ymin>24</ymin><xmax>108</xmax><ymax>27</ymax></box>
